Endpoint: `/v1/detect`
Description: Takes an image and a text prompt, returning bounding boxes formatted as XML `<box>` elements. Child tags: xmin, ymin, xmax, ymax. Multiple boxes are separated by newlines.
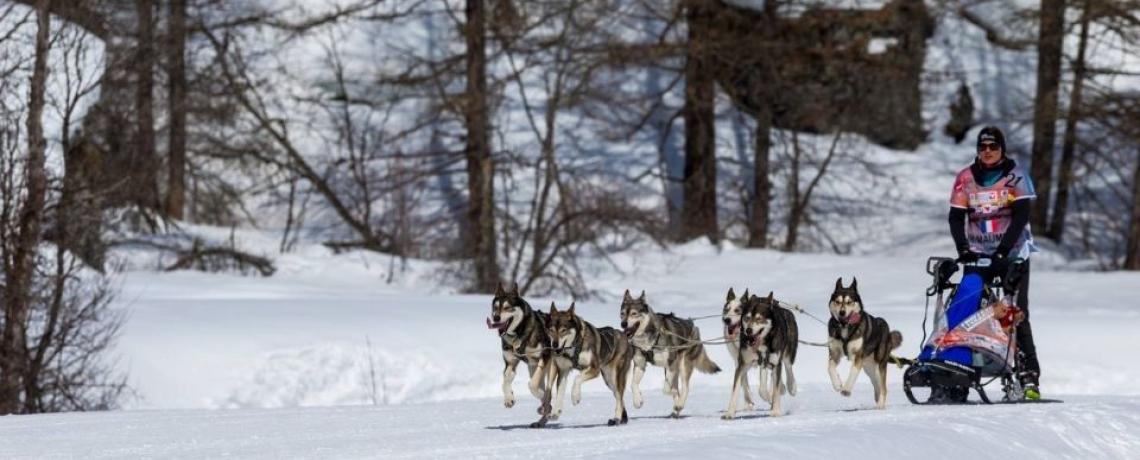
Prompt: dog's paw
<box><xmin>633</xmin><ymin>394</ymin><xmax>644</xmax><ymax>409</ymax></box>
<box><xmin>572</xmin><ymin>392</ymin><xmax>581</xmax><ymax>406</ymax></box>
<box><xmin>662</xmin><ymin>386</ymin><xmax>673</xmax><ymax>396</ymax></box>
<box><xmin>503</xmin><ymin>396</ymin><xmax>515</xmax><ymax>408</ymax></box>
<box><xmin>840</xmin><ymin>390</ymin><xmax>851</xmax><ymax>397</ymax></box>
<box><xmin>758</xmin><ymin>392</ymin><xmax>772</xmax><ymax>404</ymax></box>
<box><xmin>671</xmin><ymin>407</ymin><xmax>683</xmax><ymax>418</ymax></box>
<box><xmin>744</xmin><ymin>402</ymin><xmax>755</xmax><ymax>412</ymax></box>
<box><xmin>549</xmin><ymin>411</ymin><xmax>560</xmax><ymax>421</ymax></box>
<box><xmin>770</xmin><ymin>409</ymin><xmax>783</xmax><ymax>418</ymax></box>
<box><xmin>721</xmin><ymin>412</ymin><xmax>736</xmax><ymax>421</ymax></box>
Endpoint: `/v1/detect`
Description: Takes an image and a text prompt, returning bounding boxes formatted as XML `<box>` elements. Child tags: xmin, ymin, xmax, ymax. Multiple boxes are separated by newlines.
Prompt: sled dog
<box><xmin>488</xmin><ymin>282</ymin><xmax>552</xmax><ymax>416</ymax></box>
<box><xmin>722</xmin><ymin>287</ymin><xmax>758</xmax><ymax>411</ymax></box>
<box><xmin>827</xmin><ymin>277</ymin><xmax>903</xmax><ymax>409</ymax></box>
<box><xmin>620</xmin><ymin>289</ymin><xmax>720</xmax><ymax>417</ymax></box>
<box><xmin>724</xmin><ymin>291</ymin><xmax>798</xmax><ymax>419</ymax></box>
<box><xmin>538</xmin><ymin>302</ymin><xmax>634</xmax><ymax>427</ymax></box>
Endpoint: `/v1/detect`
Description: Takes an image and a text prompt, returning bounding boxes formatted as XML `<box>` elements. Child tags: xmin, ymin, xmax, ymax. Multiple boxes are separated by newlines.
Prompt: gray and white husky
<box><xmin>538</xmin><ymin>302</ymin><xmax>634</xmax><ymax>427</ymax></box>
<box><xmin>487</xmin><ymin>282</ymin><xmax>552</xmax><ymax>417</ymax></box>
<box><xmin>722</xmin><ymin>287</ymin><xmax>759</xmax><ymax>411</ymax></box>
<box><xmin>619</xmin><ymin>289</ymin><xmax>720</xmax><ymax>418</ymax></box>
<box><xmin>724</xmin><ymin>291</ymin><xmax>798</xmax><ymax>419</ymax></box>
<box><xmin>827</xmin><ymin>277</ymin><xmax>903</xmax><ymax>409</ymax></box>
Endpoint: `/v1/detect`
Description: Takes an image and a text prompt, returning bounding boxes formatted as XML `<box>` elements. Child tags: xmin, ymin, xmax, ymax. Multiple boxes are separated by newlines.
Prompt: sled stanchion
<box><xmin>904</xmin><ymin>256</ymin><xmax>1046</xmax><ymax>405</ymax></box>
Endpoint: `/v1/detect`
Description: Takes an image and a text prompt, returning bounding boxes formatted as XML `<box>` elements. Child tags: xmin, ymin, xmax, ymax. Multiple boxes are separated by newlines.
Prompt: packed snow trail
<box><xmin>1</xmin><ymin>387</ymin><xmax>1137</xmax><ymax>459</ymax></box>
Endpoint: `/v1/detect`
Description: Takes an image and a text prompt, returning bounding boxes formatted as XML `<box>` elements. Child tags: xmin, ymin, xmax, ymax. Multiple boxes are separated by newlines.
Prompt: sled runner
<box><xmin>902</xmin><ymin>257</ymin><xmax>1058</xmax><ymax>405</ymax></box>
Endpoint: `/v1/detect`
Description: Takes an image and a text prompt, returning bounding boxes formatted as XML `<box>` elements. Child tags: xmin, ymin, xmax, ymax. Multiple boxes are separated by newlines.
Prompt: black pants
<box><xmin>963</xmin><ymin>260</ymin><xmax>1041</xmax><ymax>385</ymax></box>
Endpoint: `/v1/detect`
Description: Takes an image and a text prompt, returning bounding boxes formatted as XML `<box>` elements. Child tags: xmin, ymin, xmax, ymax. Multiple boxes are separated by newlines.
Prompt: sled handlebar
<box><xmin>926</xmin><ymin>255</ymin><xmax>1027</xmax><ymax>297</ymax></box>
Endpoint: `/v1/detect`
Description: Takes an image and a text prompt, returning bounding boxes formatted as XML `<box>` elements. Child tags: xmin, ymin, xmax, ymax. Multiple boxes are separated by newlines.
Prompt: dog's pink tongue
<box><xmin>847</xmin><ymin>311</ymin><xmax>861</xmax><ymax>325</ymax></box>
<box><xmin>486</xmin><ymin>317</ymin><xmax>500</xmax><ymax>330</ymax></box>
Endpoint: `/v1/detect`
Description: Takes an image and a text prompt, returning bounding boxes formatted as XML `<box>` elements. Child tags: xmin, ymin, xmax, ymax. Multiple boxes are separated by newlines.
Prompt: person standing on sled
<box><xmin>946</xmin><ymin>126</ymin><xmax>1042</xmax><ymax>400</ymax></box>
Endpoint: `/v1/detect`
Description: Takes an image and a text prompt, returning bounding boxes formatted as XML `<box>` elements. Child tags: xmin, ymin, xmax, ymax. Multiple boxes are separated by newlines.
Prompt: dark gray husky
<box><xmin>487</xmin><ymin>282</ymin><xmax>552</xmax><ymax>416</ymax></box>
<box><xmin>724</xmin><ymin>291</ymin><xmax>798</xmax><ymax>419</ymax></box>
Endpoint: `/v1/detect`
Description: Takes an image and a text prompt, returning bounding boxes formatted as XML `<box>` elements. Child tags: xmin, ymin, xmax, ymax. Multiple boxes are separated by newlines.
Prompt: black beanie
<box><xmin>977</xmin><ymin>126</ymin><xmax>1006</xmax><ymax>154</ymax></box>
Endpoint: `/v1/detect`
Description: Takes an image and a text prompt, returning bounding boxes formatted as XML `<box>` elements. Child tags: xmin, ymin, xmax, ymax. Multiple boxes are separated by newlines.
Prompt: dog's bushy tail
<box><xmin>694</xmin><ymin>347</ymin><xmax>721</xmax><ymax>374</ymax></box>
<box><xmin>889</xmin><ymin>331</ymin><xmax>903</xmax><ymax>350</ymax></box>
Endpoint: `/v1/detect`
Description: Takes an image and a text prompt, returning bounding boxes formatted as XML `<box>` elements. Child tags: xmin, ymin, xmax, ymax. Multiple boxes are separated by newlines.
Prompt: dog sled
<box><xmin>901</xmin><ymin>256</ymin><xmax>1056</xmax><ymax>405</ymax></box>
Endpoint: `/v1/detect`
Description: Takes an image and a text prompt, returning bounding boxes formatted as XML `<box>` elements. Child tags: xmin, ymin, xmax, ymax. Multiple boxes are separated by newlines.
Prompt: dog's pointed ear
<box><xmin>726</xmin><ymin>287</ymin><xmax>736</xmax><ymax>302</ymax></box>
<box><xmin>511</xmin><ymin>282</ymin><xmax>520</xmax><ymax>297</ymax></box>
<box><xmin>495</xmin><ymin>282</ymin><xmax>505</xmax><ymax>296</ymax></box>
<box><xmin>623</xmin><ymin>289</ymin><xmax>633</xmax><ymax>302</ymax></box>
<box><xmin>639</xmin><ymin>290</ymin><xmax>646</xmax><ymax>301</ymax></box>
<box><xmin>851</xmin><ymin>277</ymin><xmax>858</xmax><ymax>290</ymax></box>
<box><xmin>549</xmin><ymin>301</ymin><xmax>558</xmax><ymax>315</ymax></box>
<box><xmin>742</xmin><ymin>288</ymin><xmax>750</xmax><ymax>300</ymax></box>
<box><xmin>835</xmin><ymin>277</ymin><xmax>844</xmax><ymax>291</ymax></box>
<box><xmin>766</xmin><ymin>291</ymin><xmax>775</xmax><ymax>302</ymax></box>
<box><xmin>568</xmin><ymin>302</ymin><xmax>576</xmax><ymax>315</ymax></box>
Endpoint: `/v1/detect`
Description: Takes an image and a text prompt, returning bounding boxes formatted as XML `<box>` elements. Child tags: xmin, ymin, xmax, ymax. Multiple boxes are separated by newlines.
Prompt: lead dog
<box><xmin>487</xmin><ymin>282</ymin><xmax>553</xmax><ymax>418</ymax></box>
<box><xmin>539</xmin><ymin>302</ymin><xmax>634</xmax><ymax>427</ymax></box>
<box><xmin>827</xmin><ymin>277</ymin><xmax>903</xmax><ymax>409</ymax></box>
<box><xmin>620</xmin><ymin>289</ymin><xmax>720</xmax><ymax>418</ymax></box>
<box><xmin>724</xmin><ymin>291</ymin><xmax>798</xmax><ymax>419</ymax></box>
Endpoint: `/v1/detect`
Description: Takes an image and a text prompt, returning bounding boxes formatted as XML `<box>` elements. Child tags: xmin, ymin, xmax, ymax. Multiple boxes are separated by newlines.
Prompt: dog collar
<box><xmin>557</xmin><ymin>334</ymin><xmax>582</xmax><ymax>361</ymax></box>
<box><xmin>502</xmin><ymin>330</ymin><xmax>523</xmax><ymax>350</ymax></box>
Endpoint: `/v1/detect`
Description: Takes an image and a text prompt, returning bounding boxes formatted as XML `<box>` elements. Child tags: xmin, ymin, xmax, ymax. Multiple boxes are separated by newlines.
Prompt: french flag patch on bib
<box><xmin>980</xmin><ymin>219</ymin><xmax>999</xmax><ymax>234</ymax></box>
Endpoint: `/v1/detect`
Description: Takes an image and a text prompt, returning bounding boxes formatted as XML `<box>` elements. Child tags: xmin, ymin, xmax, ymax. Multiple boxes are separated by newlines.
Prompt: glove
<box><xmin>956</xmin><ymin>247</ymin><xmax>980</xmax><ymax>264</ymax></box>
<box><xmin>990</xmin><ymin>250</ymin><xmax>1010</xmax><ymax>272</ymax></box>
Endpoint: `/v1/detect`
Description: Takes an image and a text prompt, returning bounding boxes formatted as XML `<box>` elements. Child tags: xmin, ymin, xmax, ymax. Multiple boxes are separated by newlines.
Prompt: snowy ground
<box><xmin>2</xmin><ymin>389</ymin><xmax>1138</xmax><ymax>459</ymax></box>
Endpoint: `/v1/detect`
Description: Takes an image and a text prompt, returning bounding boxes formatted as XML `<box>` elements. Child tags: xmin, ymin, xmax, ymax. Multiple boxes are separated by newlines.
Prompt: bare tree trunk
<box><xmin>784</xmin><ymin>132</ymin><xmax>841</xmax><ymax>252</ymax></box>
<box><xmin>748</xmin><ymin>110</ymin><xmax>771</xmax><ymax>248</ymax></box>
<box><xmin>1029</xmin><ymin>0</ymin><xmax>1066</xmax><ymax>232</ymax></box>
<box><xmin>465</xmin><ymin>0</ymin><xmax>498</xmax><ymax>292</ymax></box>
<box><xmin>1</xmin><ymin>0</ymin><xmax>51</xmax><ymax>414</ymax></box>
<box><xmin>1047</xmin><ymin>0</ymin><xmax>1090</xmax><ymax>242</ymax></box>
<box><xmin>1126</xmin><ymin>149</ymin><xmax>1140</xmax><ymax>270</ymax></box>
<box><xmin>784</xmin><ymin>132</ymin><xmax>802</xmax><ymax>251</ymax></box>
<box><xmin>165</xmin><ymin>0</ymin><xmax>187</xmax><ymax>220</ymax></box>
<box><xmin>681</xmin><ymin>0</ymin><xmax>717</xmax><ymax>243</ymax></box>
<box><xmin>134</xmin><ymin>0</ymin><xmax>158</xmax><ymax>213</ymax></box>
